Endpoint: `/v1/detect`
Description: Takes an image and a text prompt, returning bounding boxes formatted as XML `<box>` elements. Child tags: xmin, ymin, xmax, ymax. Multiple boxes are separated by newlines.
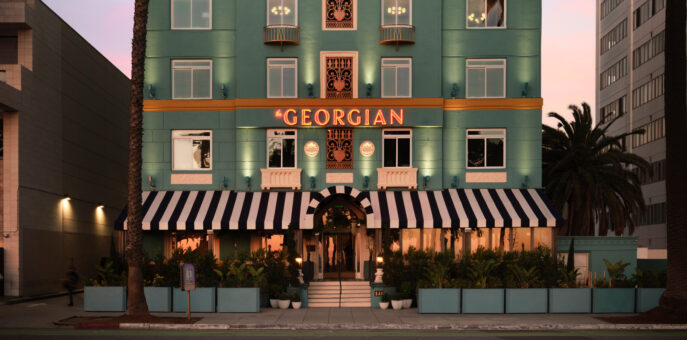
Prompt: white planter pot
<box><xmin>403</xmin><ymin>299</ymin><xmax>412</xmax><ymax>309</ymax></box>
<box><xmin>391</xmin><ymin>300</ymin><xmax>403</xmax><ymax>310</ymax></box>
<box><xmin>292</xmin><ymin>301</ymin><xmax>302</xmax><ymax>309</ymax></box>
<box><xmin>270</xmin><ymin>299</ymin><xmax>279</xmax><ymax>308</ymax></box>
<box><xmin>379</xmin><ymin>301</ymin><xmax>390</xmax><ymax>310</ymax></box>
<box><xmin>278</xmin><ymin>299</ymin><xmax>291</xmax><ymax>309</ymax></box>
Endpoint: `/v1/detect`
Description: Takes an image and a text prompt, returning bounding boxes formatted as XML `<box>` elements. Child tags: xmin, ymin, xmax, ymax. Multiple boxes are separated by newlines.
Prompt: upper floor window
<box><xmin>172</xmin><ymin>130</ymin><xmax>212</xmax><ymax>170</ymax></box>
<box><xmin>383</xmin><ymin>129</ymin><xmax>412</xmax><ymax>168</ymax></box>
<box><xmin>267</xmin><ymin>0</ymin><xmax>297</xmax><ymax>26</ymax></box>
<box><xmin>382</xmin><ymin>58</ymin><xmax>411</xmax><ymax>98</ymax></box>
<box><xmin>267</xmin><ymin>59</ymin><xmax>297</xmax><ymax>98</ymax></box>
<box><xmin>467</xmin><ymin>0</ymin><xmax>505</xmax><ymax>28</ymax></box>
<box><xmin>172</xmin><ymin>0</ymin><xmax>211</xmax><ymax>29</ymax></box>
<box><xmin>172</xmin><ymin>60</ymin><xmax>212</xmax><ymax>99</ymax></box>
<box><xmin>382</xmin><ymin>0</ymin><xmax>411</xmax><ymax>26</ymax></box>
<box><xmin>268</xmin><ymin>130</ymin><xmax>297</xmax><ymax>168</ymax></box>
<box><xmin>323</xmin><ymin>0</ymin><xmax>356</xmax><ymax>30</ymax></box>
<box><xmin>467</xmin><ymin>129</ymin><xmax>505</xmax><ymax>169</ymax></box>
<box><xmin>466</xmin><ymin>59</ymin><xmax>506</xmax><ymax>98</ymax></box>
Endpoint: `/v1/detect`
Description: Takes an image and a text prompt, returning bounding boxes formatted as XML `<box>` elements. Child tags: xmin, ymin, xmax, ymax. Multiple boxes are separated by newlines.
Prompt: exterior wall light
<box><xmin>363</xmin><ymin>176</ymin><xmax>370</xmax><ymax>189</ymax></box>
<box><xmin>147</xmin><ymin>84</ymin><xmax>155</xmax><ymax>99</ymax></box>
<box><xmin>375</xmin><ymin>256</ymin><xmax>384</xmax><ymax>283</ymax></box>
<box><xmin>450</xmin><ymin>84</ymin><xmax>458</xmax><ymax>99</ymax></box>
<box><xmin>222</xmin><ymin>176</ymin><xmax>229</xmax><ymax>189</ymax></box>
<box><xmin>451</xmin><ymin>175</ymin><xmax>458</xmax><ymax>188</ymax></box>
<box><xmin>307</xmin><ymin>83</ymin><xmax>313</xmax><ymax>97</ymax></box>
<box><xmin>220</xmin><ymin>84</ymin><xmax>228</xmax><ymax>99</ymax></box>
<box><xmin>521</xmin><ymin>82</ymin><xmax>529</xmax><ymax>97</ymax></box>
<box><xmin>63</xmin><ymin>194</ymin><xmax>71</xmax><ymax>201</ymax></box>
<box><xmin>97</xmin><ymin>203</ymin><xmax>105</xmax><ymax>210</ymax></box>
<box><xmin>521</xmin><ymin>175</ymin><xmax>529</xmax><ymax>188</ymax></box>
<box><xmin>310</xmin><ymin>176</ymin><xmax>316</xmax><ymax>189</ymax></box>
<box><xmin>376</xmin><ymin>256</ymin><xmax>384</xmax><ymax>264</ymax></box>
<box><xmin>245</xmin><ymin>176</ymin><xmax>252</xmax><ymax>190</ymax></box>
<box><xmin>148</xmin><ymin>176</ymin><xmax>156</xmax><ymax>190</ymax></box>
<box><xmin>366</xmin><ymin>83</ymin><xmax>373</xmax><ymax>97</ymax></box>
<box><xmin>423</xmin><ymin>176</ymin><xmax>431</xmax><ymax>189</ymax></box>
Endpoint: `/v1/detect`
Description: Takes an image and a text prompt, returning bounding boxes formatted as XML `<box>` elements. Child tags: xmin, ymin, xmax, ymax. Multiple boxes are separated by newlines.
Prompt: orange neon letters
<box><xmin>347</xmin><ymin>109</ymin><xmax>361</xmax><ymax>126</ymax></box>
<box><xmin>301</xmin><ymin>109</ymin><xmax>312</xmax><ymax>126</ymax></box>
<box><xmin>279</xmin><ymin>109</ymin><xmax>403</xmax><ymax>127</ymax></box>
<box><xmin>314</xmin><ymin>109</ymin><xmax>330</xmax><ymax>126</ymax></box>
<box><xmin>283</xmin><ymin>109</ymin><xmax>298</xmax><ymax>126</ymax></box>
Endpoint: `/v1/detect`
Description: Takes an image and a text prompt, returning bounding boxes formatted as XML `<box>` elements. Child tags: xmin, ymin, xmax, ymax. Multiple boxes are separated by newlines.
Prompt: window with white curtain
<box><xmin>381</xmin><ymin>58</ymin><xmax>411</xmax><ymax>98</ymax></box>
<box><xmin>267</xmin><ymin>59</ymin><xmax>297</xmax><ymax>98</ymax></box>
<box><xmin>467</xmin><ymin>0</ymin><xmax>505</xmax><ymax>28</ymax></box>
<box><xmin>172</xmin><ymin>0</ymin><xmax>211</xmax><ymax>29</ymax></box>
<box><xmin>172</xmin><ymin>60</ymin><xmax>212</xmax><ymax>99</ymax></box>
<box><xmin>172</xmin><ymin>130</ymin><xmax>212</xmax><ymax>170</ymax></box>
<box><xmin>381</xmin><ymin>0</ymin><xmax>411</xmax><ymax>25</ymax></box>
<box><xmin>268</xmin><ymin>130</ymin><xmax>297</xmax><ymax>168</ymax></box>
<box><xmin>267</xmin><ymin>0</ymin><xmax>297</xmax><ymax>26</ymax></box>
<box><xmin>466</xmin><ymin>59</ymin><xmax>505</xmax><ymax>98</ymax></box>
<box><xmin>467</xmin><ymin>129</ymin><xmax>505</xmax><ymax>168</ymax></box>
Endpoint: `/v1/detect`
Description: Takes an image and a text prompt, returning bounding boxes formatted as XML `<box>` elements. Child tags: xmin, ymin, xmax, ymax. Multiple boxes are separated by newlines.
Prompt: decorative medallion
<box><xmin>325</xmin><ymin>0</ymin><xmax>354</xmax><ymax>29</ymax></box>
<box><xmin>360</xmin><ymin>141</ymin><xmax>375</xmax><ymax>157</ymax></box>
<box><xmin>326</xmin><ymin>128</ymin><xmax>353</xmax><ymax>169</ymax></box>
<box><xmin>304</xmin><ymin>141</ymin><xmax>320</xmax><ymax>157</ymax></box>
<box><xmin>326</xmin><ymin>57</ymin><xmax>353</xmax><ymax>99</ymax></box>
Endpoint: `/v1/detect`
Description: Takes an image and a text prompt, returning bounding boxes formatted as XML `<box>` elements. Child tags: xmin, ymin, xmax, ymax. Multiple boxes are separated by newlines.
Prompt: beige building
<box><xmin>0</xmin><ymin>0</ymin><xmax>129</xmax><ymax>296</ymax></box>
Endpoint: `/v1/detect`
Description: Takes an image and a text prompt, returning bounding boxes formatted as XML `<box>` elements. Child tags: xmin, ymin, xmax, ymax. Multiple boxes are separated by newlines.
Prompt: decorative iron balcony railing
<box><xmin>264</xmin><ymin>25</ymin><xmax>300</xmax><ymax>47</ymax></box>
<box><xmin>379</xmin><ymin>25</ymin><xmax>415</xmax><ymax>46</ymax></box>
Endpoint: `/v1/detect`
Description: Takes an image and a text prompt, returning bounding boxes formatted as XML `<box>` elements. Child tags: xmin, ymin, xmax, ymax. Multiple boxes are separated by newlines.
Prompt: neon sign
<box><xmin>275</xmin><ymin>109</ymin><xmax>404</xmax><ymax>127</ymax></box>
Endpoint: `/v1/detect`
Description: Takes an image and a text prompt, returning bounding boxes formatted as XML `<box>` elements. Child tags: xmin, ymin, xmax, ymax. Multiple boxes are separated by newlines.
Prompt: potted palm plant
<box><xmin>291</xmin><ymin>293</ymin><xmax>302</xmax><ymax>309</ymax></box>
<box><xmin>379</xmin><ymin>293</ymin><xmax>390</xmax><ymax>310</ymax></box>
<box><xmin>278</xmin><ymin>292</ymin><xmax>291</xmax><ymax>309</ymax></box>
<box><xmin>391</xmin><ymin>292</ymin><xmax>404</xmax><ymax>310</ymax></box>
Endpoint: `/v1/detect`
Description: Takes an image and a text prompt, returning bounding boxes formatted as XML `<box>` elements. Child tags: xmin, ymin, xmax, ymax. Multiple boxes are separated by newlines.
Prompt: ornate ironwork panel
<box><xmin>325</xmin><ymin>57</ymin><xmax>353</xmax><ymax>99</ymax></box>
<box><xmin>325</xmin><ymin>0</ymin><xmax>354</xmax><ymax>29</ymax></box>
<box><xmin>326</xmin><ymin>128</ymin><xmax>353</xmax><ymax>169</ymax></box>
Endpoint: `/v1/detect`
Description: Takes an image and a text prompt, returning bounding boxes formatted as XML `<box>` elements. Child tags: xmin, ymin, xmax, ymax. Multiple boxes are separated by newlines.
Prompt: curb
<box><xmin>2</xmin><ymin>290</ymin><xmax>83</xmax><ymax>305</ymax></box>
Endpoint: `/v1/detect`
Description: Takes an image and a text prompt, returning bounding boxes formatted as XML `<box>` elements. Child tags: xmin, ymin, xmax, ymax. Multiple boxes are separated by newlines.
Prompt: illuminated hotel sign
<box><xmin>275</xmin><ymin>109</ymin><xmax>404</xmax><ymax>127</ymax></box>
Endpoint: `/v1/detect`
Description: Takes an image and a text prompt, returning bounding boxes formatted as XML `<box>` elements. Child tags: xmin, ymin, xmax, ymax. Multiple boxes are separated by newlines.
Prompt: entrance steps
<box><xmin>307</xmin><ymin>281</ymin><xmax>371</xmax><ymax>307</ymax></box>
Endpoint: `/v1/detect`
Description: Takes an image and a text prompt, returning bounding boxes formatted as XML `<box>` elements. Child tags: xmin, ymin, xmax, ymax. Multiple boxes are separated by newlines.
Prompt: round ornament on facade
<box><xmin>304</xmin><ymin>141</ymin><xmax>320</xmax><ymax>157</ymax></box>
<box><xmin>360</xmin><ymin>141</ymin><xmax>375</xmax><ymax>157</ymax></box>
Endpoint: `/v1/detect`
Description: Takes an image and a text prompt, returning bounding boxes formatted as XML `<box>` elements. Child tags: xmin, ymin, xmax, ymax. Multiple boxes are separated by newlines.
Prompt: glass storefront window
<box><xmin>422</xmin><ymin>229</ymin><xmax>442</xmax><ymax>251</ymax></box>
<box><xmin>174</xmin><ymin>232</ymin><xmax>209</xmax><ymax>252</ymax></box>
<box><xmin>263</xmin><ymin>234</ymin><xmax>284</xmax><ymax>252</ymax></box>
<box><xmin>511</xmin><ymin>228</ymin><xmax>532</xmax><ymax>252</ymax></box>
<box><xmin>401</xmin><ymin>229</ymin><xmax>420</xmax><ymax>253</ymax></box>
<box><xmin>533</xmin><ymin>228</ymin><xmax>552</xmax><ymax>249</ymax></box>
<box><xmin>470</xmin><ymin>229</ymin><xmax>490</xmax><ymax>252</ymax></box>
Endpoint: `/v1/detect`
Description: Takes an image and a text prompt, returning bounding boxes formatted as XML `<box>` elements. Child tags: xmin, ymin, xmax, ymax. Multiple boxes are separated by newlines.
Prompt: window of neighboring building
<box><xmin>172</xmin><ymin>60</ymin><xmax>212</xmax><ymax>99</ymax></box>
<box><xmin>172</xmin><ymin>130</ymin><xmax>212</xmax><ymax>170</ymax></box>
<box><xmin>467</xmin><ymin>129</ymin><xmax>505</xmax><ymax>168</ymax></box>
<box><xmin>0</xmin><ymin>36</ymin><xmax>18</xmax><ymax>64</ymax></box>
<box><xmin>632</xmin><ymin>116</ymin><xmax>664</xmax><ymax>148</ymax></box>
<box><xmin>267</xmin><ymin>59</ymin><xmax>297</xmax><ymax>98</ymax></box>
<box><xmin>466</xmin><ymin>59</ymin><xmax>506</xmax><ymax>98</ymax></box>
<box><xmin>267</xmin><ymin>129</ymin><xmax>297</xmax><ymax>168</ymax></box>
<box><xmin>381</xmin><ymin>58</ymin><xmax>411</xmax><ymax>98</ymax></box>
<box><xmin>600</xmin><ymin>0</ymin><xmax>624</xmax><ymax>20</ymax></box>
<box><xmin>634</xmin><ymin>0</ymin><xmax>664</xmax><ymax>30</ymax></box>
<box><xmin>600</xmin><ymin>19</ymin><xmax>627</xmax><ymax>55</ymax></box>
<box><xmin>599</xmin><ymin>57</ymin><xmax>627</xmax><ymax>90</ymax></box>
<box><xmin>466</xmin><ymin>0</ymin><xmax>505</xmax><ymax>28</ymax></box>
<box><xmin>381</xmin><ymin>0</ymin><xmax>411</xmax><ymax>25</ymax></box>
<box><xmin>600</xmin><ymin>95</ymin><xmax>626</xmax><ymax>124</ymax></box>
<box><xmin>383</xmin><ymin>129</ymin><xmax>412</xmax><ymax>168</ymax></box>
<box><xmin>172</xmin><ymin>0</ymin><xmax>211</xmax><ymax>29</ymax></box>
<box><xmin>632</xmin><ymin>73</ymin><xmax>664</xmax><ymax>109</ymax></box>
<box><xmin>633</xmin><ymin>31</ymin><xmax>665</xmax><ymax>69</ymax></box>
<box><xmin>267</xmin><ymin>0</ymin><xmax>297</xmax><ymax>26</ymax></box>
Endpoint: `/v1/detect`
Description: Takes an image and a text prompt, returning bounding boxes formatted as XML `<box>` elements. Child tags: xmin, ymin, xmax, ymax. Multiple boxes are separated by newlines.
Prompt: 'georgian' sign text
<box><xmin>275</xmin><ymin>109</ymin><xmax>404</xmax><ymax>127</ymax></box>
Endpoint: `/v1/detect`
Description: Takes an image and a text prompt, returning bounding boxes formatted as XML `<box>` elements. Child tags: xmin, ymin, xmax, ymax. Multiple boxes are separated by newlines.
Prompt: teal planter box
<box><xmin>418</xmin><ymin>289</ymin><xmax>460</xmax><ymax>314</ymax></box>
<box><xmin>505</xmin><ymin>288</ymin><xmax>547</xmax><ymax>314</ymax></box>
<box><xmin>217</xmin><ymin>288</ymin><xmax>260</xmax><ymax>313</ymax></box>
<box><xmin>593</xmin><ymin>288</ymin><xmax>635</xmax><ymax>313</ymax></box>
<box><xmin>462</xmin><ymin>289</ymin><xmax>504</xmax><ymax>314</ymax></box>
<box><xmin>636</xmin><ymin>288</ymin><xmax>664</xmax><ymax>313</ymax></box>
<box><xmin>84</xmin><ymin>286</ymin><xmax>126</xmax><ymax>312</ymax></box>
<box><xmin>144</xmin><ymin>287</ymin><xmax>172</xmax><ymax>312</ymax></box>
<box><xmin>173</xmin><ymin>288</ymin><xmax>216</xmax><ymax>313</ymax></box>
<box><xmin>548</xmin><ymin>288</ymin><xmax>592</xmax><ymax>313</ymax></box>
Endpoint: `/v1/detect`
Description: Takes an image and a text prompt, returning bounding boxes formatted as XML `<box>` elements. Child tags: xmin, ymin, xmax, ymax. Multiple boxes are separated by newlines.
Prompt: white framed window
<box><xmin>172</xmin><ymin>130</ymin><xmax>212</xmax><ymax>170</ymax></box>
<box><xmin>267</xmin><ymin>59</ymin><xmax>298</xmax><ymax>98</ymax></box>
<box><xmin>466</xmin><ymin>0</ymin><xmax>505</xmax><ymax>28</ymax></box>
<box><xmin>466</xmin><ymin>129</ymin><xmax>505</xmax><ymax>169</ymax></box>
<box><xmin>172</xmin><ymin>60</ymin><xmax>212</xmax><ymax>99</ymax></box>
<box><xmin>466</xmin><ymin>59</ymin><xmax>506</xmax><ymax>98</ymax></box>
<box><xmin>382</xmin><ymin>58</ymin><xmax>412</xmax><ymax>98</ymax></box>
<box><xmin>171</xmin><ymin>0</ymin><xmax>212</xmax><ymax>29</ymax></box>
<box><xmin>383</xmin><ymin>129</ymin><xmax>412</xmax><ymax>168</ymax></box>
<box><xmin>381</xmin><ymin>0</ymin><xmax>411</xmax><ymax>25</ymax></box>
<box><xmin>267</xmin><ymin>0</ymin><xmax>298</xmax><ymax>26</ymax></box>
<box><xmin>322</xmin><ymin>0</ymin><xmax>357</xmax><ymax>30</ymax></box>
<box><xmin>268</xmin><ymin>129</ymin><xmax>297</xmax><ymax>168</ymax></box>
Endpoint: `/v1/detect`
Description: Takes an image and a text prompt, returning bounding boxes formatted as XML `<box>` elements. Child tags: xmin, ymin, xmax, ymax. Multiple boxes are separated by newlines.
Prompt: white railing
<box><xmin>377</xmin><ymin>168</ymin><xmax>418</xmax><ymax>190</ymax></box>
<box><xmin>261</xmin><ymin>168</ymin><xmax>302</xmax><ymax>190</ymax></box>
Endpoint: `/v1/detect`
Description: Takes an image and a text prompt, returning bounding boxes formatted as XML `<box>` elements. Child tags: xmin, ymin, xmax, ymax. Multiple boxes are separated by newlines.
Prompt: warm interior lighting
<box><xmin>271</xmin><ymin>6</ymin><xmax>291</xmax><ymax>16</ymax></box>
<box><xmin>387</xmin><ymin>6</ymin><xmax>406</xmax><ymax>15</ymax></box>
<box><xmin>376</xmin><ymin>256</ymin><xmax>384</xmax><ymax>264</ymax></box>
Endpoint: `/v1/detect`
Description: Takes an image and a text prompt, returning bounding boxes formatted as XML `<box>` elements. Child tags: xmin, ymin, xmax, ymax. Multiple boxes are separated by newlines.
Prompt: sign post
<box><xmin>180</xmin><ymin>262</ymin><xmax>196</xmax><ymax>320</ymax></box>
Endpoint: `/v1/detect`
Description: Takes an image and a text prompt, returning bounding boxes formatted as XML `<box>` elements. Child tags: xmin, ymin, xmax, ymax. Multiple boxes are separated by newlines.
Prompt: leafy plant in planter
<box><xmin>509</xmin><ymin>264</ymin><xmax>539</xmax><ymax>289</ymax></box>
<box><xmin>556</xmin><ymin>267</ymin><xmax>580</xmax><ymax>288</ymax></box>
<box><xmin>90</xmin><ymin>260</ymin><xmax>127</xmax><ymax>286</ymax></box>
<box><xmin>603</xmin><ymin>259</ymin><xmax>633</xmax><ymax>288</ymax></box>
<box><xmin>467</xmin><ymin>259</ymin><xmax>499</xmax><ymax>288</ymax></box>
<box><xmin>381</xmin><ymin>292</ymin><xmax>390</xmax><ymax>303</ymax></box>
<box><xmin>633</xmin><ymin>268</ymin><xmax>667</xmax><ymax>288</ymax></box>
<box><xmin>424</xmin><ymin>257</ymin><xmax>452</xmax><ymax>288</ymax></box>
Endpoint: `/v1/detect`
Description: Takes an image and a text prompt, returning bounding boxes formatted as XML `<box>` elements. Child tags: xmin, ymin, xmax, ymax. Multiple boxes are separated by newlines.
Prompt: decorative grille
<box><xmin>326</xmin><ymin>128</ymin><xmax>353</xmax><ymax>169</ymax></box>
<box><xmin>325</xmin><ymin>0</ymin><xmax>354</xmax><ymax>29</ymax></box>
<box><xmin>326</xmin><ymin>57</ymin><xmax>353</xmax><ymax>99</ymax></box>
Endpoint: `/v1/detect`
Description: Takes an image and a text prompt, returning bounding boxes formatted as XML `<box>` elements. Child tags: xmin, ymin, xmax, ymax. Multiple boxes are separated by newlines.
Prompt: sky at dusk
<box><xmin>43</xmin><ymin>0</ymin><xmax>596</xmax><ymax>126</ymax></box>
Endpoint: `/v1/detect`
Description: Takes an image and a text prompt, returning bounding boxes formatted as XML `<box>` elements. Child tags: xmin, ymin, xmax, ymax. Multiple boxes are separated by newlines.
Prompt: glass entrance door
<box><xmin>323</xmin><ymin>233</ymin><xmax>355</xmax><ymax>280</ymax></box>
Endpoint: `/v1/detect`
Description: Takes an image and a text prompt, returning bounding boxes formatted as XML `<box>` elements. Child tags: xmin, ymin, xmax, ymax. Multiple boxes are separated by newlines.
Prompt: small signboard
<box><xmin>181</xmin><ymin>263</ymin><xmax>196</xmax><ymax>291</ymax></box>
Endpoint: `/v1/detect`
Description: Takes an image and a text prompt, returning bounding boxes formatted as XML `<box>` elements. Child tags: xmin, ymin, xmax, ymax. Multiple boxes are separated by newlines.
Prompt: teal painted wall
<box><xmin>557</xmin><ymin>236</ymin><xmax>638</xmax><ymax>280</ymax></box>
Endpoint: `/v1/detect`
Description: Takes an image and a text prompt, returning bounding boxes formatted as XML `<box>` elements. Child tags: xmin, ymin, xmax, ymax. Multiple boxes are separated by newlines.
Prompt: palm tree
<box><xmin>125</xmin><ymin>0</ymin><xmax>150</xmax><ymax>317</ymax></box>
<box><xmin>542</xmin><ymin>103</ymin><xmax>650</xmax><ymax>237</ymax></box>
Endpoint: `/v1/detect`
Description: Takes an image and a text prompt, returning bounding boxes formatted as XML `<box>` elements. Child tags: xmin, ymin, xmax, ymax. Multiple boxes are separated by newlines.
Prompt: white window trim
<box><xmin>171</xmin><ymin>0</ymin><xmax>213</xmax><ymax>30</ymax></box>
<box><xmin>465</xmin><ymin>0</ymin><xmax>507</xmax><ymax>30</ymax></box>
<box><xmin>320</xmin><ymin>51</ymin><xmax>358</xmax><ymax>99</ymax></box>
<box><xmin>381</xmin><ymin>58</ymin><xmax>412</xmax><ymax>98</ymax></box>
<box><xmin>466</xmin><ymin>128</ymin><xmax>506</xmax><ymax>169</ymax></box>
<box><xmin>172</xmin><ymin>59</ymin><xmax>213</xmax><ymax>100</ymax></box>
<box><xmin>172</xmin><ymin>130</ymin><xmax>213</xmax><ymax>171</ymax></box>
<box><xmin>267</xmin><ymin>129</ymin><xmax>298</xmax><ymax>169</ymax></box>
<box><xmin>267</xmin><ymin>58</ymin><xmax>298</xmax><ymax>98</ymax></box>
<box><xmin>382</xmin><ymin>128</ymin><xmax>413</xmax><ymax>168</ymax></box>
<box><xmin>380</xmin><ymin>0</ymin><xmax>412</xmax><ymax>26</ymax></box>
<box><xmin>322</xmin><ymin>0</ymin><xmax>358</xmax><ymax>31</ymax></box>
<box><xmin>466</xmin><ymin>59</ymin><xmax>506</xmax><ymax>99</ymax></box>
<box><xmin>266</xmin><ymin>0</ymin><xmax>299</xmax><ymax>26</ymax></box>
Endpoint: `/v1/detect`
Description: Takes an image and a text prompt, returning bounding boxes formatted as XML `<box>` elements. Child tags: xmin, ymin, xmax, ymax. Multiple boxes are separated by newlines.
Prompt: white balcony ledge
<box><xmin>377</xmin><ymin>167</ymin><xmax>418</xmax><ymax>190</ymax></box>
<box><xmin>261</xmin><ymin>168</ymin><xmax>302</xmax><ymax>190</ymax></box>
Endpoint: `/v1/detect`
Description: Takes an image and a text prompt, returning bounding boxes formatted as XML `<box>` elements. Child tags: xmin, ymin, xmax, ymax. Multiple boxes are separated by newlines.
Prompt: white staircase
<box><xmin>307</xmin><ymin>281</ymin><xmax>371</xmax><ymax>307</ymax></box>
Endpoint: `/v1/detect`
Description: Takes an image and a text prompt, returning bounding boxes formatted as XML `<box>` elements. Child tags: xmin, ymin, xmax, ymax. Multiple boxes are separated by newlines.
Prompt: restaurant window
<box><xmin>381</xmin><ymin>0</ymin><xmax>411</xmax><ymax>25</ymax></box>
<box><xmin>381</xmin><ymin>58</ymin><xmax>412</xmax><ymax>98</ymax></box>
<box><xmin>401</xmin><ymin>229</ymin><xmax>420</xmax><ymax>253</ymax></box>
<box><xmin>262</xmin><ymin>234</ymin><xmax>284</xmax><ymax>252</ymax></box>
<box><xmin>172</xmin><ymin>130</ymin><xmax>212</xmax><ymax>170</ymax></box>
<box><xmin>172</xmin><ymin>60</ymin><xmax>212</xmax><ymax>99</ymax></box>
<box><xmin>383</xmin><ymin>129</ymin><xmax>412</xmax><ymax>168</ymax></box>
<box><xmin>267</xmin><ymin>59</ymin><xmax>297</xmax><ymax>98</ymax></box>
<box><xmin>268</xmin><ymin>129</ymin><xmax>297</xmax><ymax>168</ymax></box>
<box><xmin>172</xmin><ymin>0</ymin><xmax>211</xmax><ymax>29</ymax></box>
<box><xmin>173</xmin><ymin>232</ymin><xmax>209</xmax><ymax>252</ymax></box>
<box><xmin>467</xmin><ymin>129</ymin><xmax>505</xmax><ymax>168</ymax></box>
<box><xmin>466</xmin><ymin>59</ymin><xmax>506</xmax><ymax>98</ymax></box>
<box><xmin>467</xmin><ymin>0</ymin><xmax>505</xmax><ymax>28</ymax></box>
<box><xmin>267</xmin><ymin>0</ymin><xmax>297</xmax><ymax>26</ymax></box>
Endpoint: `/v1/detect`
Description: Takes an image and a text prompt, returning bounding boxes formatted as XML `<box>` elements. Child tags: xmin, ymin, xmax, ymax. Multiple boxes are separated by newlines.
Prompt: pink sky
<box><xmin>44</xmin><ymin>0</ymin><xmax>596</xmax><ymax>126</ymax></box>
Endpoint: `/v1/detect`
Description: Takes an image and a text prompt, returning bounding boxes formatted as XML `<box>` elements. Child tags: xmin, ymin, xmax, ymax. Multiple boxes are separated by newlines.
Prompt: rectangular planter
<box><xmin>144</xmin><ymin>287</ymin><xmax>172</xmax><ymax>312</ymax></box>
<box><xmin>505</xmin><ymin>288</ymin><xmax>548</xmax><ymax>314</ymax></box>
<box><xmin>418</xmin><ymin>288</ymin><xmax>460</xmax><ymax>314</ymax></box>
<box><xmin>593</xmin><ymin>288</ymin><xmax>635</xmax><ymax>313</ymax></box>
<box><xmin>462</xmin><ymin>289</ymin><xmax>504</xmax><ymax>314</ymax></box>
<box><xmin>636</xmin><ymin>288</ymin><xmax>665</xmax><ymax>313</ymax></box>
<box><xmin>172</xmin><ymin>287</ymin><xmax>216</xmax><ymax>313</ymax></box>
<box><xmin>548</xmin><ymin>288</ymin><xmax>592</xmax><ymax>313</ymax></box>
<box><xmin>84</xmin><ymin>286</ymin><xmax>126</xmax><ymax>312</ymax></box>
<box><xmin>217</xmin><ymin>287</ymin><xmax>260</xmax><ymax>313</ymax></box>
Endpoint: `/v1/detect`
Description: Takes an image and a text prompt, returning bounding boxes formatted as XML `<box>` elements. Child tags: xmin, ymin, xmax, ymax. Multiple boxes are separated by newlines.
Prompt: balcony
<box><xmin>261</xmin><ymin>168</ymin><xmax>302</xmax><ymax>190</ymax></box>
<box><xmin>377</xmin><ymin>167</ymin><xmax>418</xmax><ymax>190</ymax></box>
<box><xmin>264</xmin><ymin>25</ymin><xmax>300</xmax><ymax>48</ymax></box>
<box><xmin>379</xmin><ymin>25</ymin><xmax>415</xmax><ymax>47</ymax></box>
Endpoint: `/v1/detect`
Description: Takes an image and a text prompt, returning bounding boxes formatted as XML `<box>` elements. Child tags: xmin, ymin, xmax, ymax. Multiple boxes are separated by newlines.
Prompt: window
<box><xmin>634</xmin><ymin>159</ymin><xmax>666</xmax><ymax>185</ymax></box>
<box><xmin>600</xmin><ymin>95</ymin><xmax>626</xmax><ymax>124</ymax></box>
<box><xmin>172</xmin><ymin>0</ymin><xmax>211</xmax><ymax>29</ymax></box>
<box><xmin>172</xmin><ymin>130</ymin><xmax>212</xmax><ymax>170</ymax></box>
<box><xmin>466</xmin><ymin>59</ymin><xmax>506</xmax><ymax>98</ymax></box>
<box><xmin>172</xmin><ymin>60</ymin><xmax>212</xmax><ymax>99</ymax></box>
<box><xmin>633</xmin><ymin>31</ymin><xmax>664</xmax><ymax>69</ymax></box>
<box><xmin>267</xmin><ymin>0</ymin><xmax>297</xmax><ymax>26</ymax></box>
<box><xmin>268</xmin><ymin>130</ymin><xmax>297</xmax><ymax>168</ymax></box>
<box><xmin>267</xmin><ymin>59</ymin><xmax>297</xmax><ymax>98</ymax></box>
<box><xmin>600</xmin><ymin>0</ymin><xmax>624</xmax><ymax>20</ymax></box>
<box><xmin>467</xmin><ymin>0</ymin><xmax>505</xmax><ymax>28</ymax></box>
<box><xmin>383</xmin><ymin>129</ymin><xmax>411</xmax><ymax>168</ymax></box>
<box><xmin>381</xmin><ymin>0</ymin><xmax>411</xmax><ymax>25</ymax></box>
<box><xmin>634</xmin><ymin>0</ymin><xmax>664</xmax><ymax>30</ymax></box>
<box><xmin>636</xmin><ymin>202</ymin><xmax>667</xmax><ymax>225</ymax></box>
<box><xmin>599</xmin><ymin>57</ymin><xmax>627</xmax><ymax>90</ymax></box>
<box><xmin>559</xmin><ymin>252</ymin><xmax>589</xmax><ymax>285</ymax></box>
<box><xmin>600</xmin><ymin>19</ymin><xmax>627</xmax><ymax>55</ymax></box>
<box><xmin>632</xmin><ymin>73</ymin><xmax>664</xmax><ymax>109</ymax></box>
<box><xmin>632</xmin><ymin>116</ymin><xmax>664</xmax><ymax>148</ymax></box>
<box><xmin>381</xmin><ymin>58</ymin><xmax>411</xmax><ymax>98</ymax></box>
<box><xmin>467</xmin><ymin>129</ymin><xmax>505</xmax><ymax>168</ymax></box>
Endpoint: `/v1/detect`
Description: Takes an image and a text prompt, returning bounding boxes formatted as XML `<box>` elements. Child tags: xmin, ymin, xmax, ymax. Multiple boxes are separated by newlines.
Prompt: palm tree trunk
<box><xmin>125</xmin><ymin>0</ymin><xmax>150</xmax><ymax>317</ymax></box>
<box><xmin>659</xmin><ymin>0</ymin><xmax>687</xmax><ymax>314</ymax></box>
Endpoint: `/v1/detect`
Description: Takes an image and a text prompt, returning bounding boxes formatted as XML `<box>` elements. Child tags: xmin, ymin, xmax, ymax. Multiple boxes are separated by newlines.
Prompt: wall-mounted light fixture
<box><xmin>423</xmin><ymin>176</ymin><xmax>431</xmax><ymax>189</ymax></box>
<box><xmin>521</xmin><ymin>82</ymin><xmax>529</xmax><ymax>97</ymax></box>
<box><xmin>451</xmin><ymin>176</ymin><xmax>458</xmax><ymax>188</ymax></box>
<box><xmin>63</xmin><ymin>194</ymin><xmax>71</xmax><ymax>202</ymax></box>
<box><xmin>147</xmin><ymin>84</ymin><xmax>155</xmax><ymax>99</ymax></box>
<box><xmin>521</xmin><ymin>175</ymin><xmax>529</xmax><ymax>188</ymax></box>
<box><xmin>310</xmin><ymin>176</ymin><xmax>316</xmax><ymax>189</ymax></box>
<box><xmin>97</xmin><ymin>203</ymin><xmax>105</xmax><ymax>210</ymax></box>
<box><xmin>222</xmin><ymin>176</ymin><xmax>229</xmax><ymax>189</ymax></box>
<box><xmin>450</xmin><ymin>84</ymin><xmax>458</xmax><ymax>99</ymax></box>
<box><xmin>366</xmin><ymin>83</ymin><xmax>373</xmax><ymax>97</ymax></box>
<box><xmin>245</xmin><ymin>176</ymin><xmax>252</xmax><ymax>190</ymax></box>
<box><xmin>148</xmin><ymin>176</ymin><xmax>156</xmax><ymax>190</ymax></box>
<box><xmin>220</xmin><ymin>84</ymin><xmax>228</xmax><ymax>99</ymax></box>
<box><xmin>363</xmin><ymin>176</ymin><xmax>370</xmax><ymax>189</ymax></box>
<box><xmin>307</xmin><ymin>83</ymin><xmax>314</xmax><ymax>97</ymax></box>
